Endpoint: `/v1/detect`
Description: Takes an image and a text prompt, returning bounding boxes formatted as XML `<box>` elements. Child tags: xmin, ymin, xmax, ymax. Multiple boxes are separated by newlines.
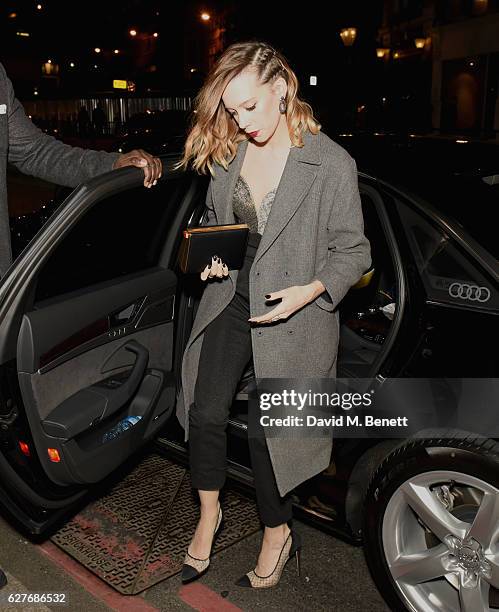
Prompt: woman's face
<box><xmin>222</xmin><ymin>68</ymin><xmax>286</xmax><ymax>144</ymax></box>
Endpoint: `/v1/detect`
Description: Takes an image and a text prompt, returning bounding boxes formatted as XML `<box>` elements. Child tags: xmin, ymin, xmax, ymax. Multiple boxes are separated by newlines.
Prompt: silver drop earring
<box><xmin>279</xmin><ymin>95</ymin><xmax>287</xmax><ymax>114</ymax></box>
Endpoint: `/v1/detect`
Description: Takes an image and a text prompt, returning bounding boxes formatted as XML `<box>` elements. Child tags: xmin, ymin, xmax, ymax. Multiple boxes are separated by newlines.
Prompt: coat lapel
<box><xmin>211</xmin><ymin>138</ymin><xmax>248</xmax><ymax>225</ymax></box>
<box><xmin>210</xmin><ymin>130</ymin><xmax>322</xmax><ymax>269</ymax></box>
<box><xmin>254</xmin><ymin>133</ymin><xmax>322</xmax><ymax>265</ymax></box>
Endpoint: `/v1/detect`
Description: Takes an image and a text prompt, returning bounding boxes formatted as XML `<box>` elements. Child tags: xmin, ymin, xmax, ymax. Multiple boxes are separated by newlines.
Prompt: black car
<box><xmin>0</xmin><ymin>134</ymin><xmax>497</xmax><ymax>612</ymax></box>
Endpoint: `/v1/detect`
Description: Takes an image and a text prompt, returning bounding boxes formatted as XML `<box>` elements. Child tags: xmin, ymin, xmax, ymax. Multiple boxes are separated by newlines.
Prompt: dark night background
<box><xmin>1</xmin><ymin>1</ymin><xmax>498</xmax><ymax>146</ymax></box>
<box><xmin>0</xmin><ymin>1</ymin><xmax>416</xmax><ymax>134</ymax></box>
<box><xmin>1</xmin><ymin>1</ymin><xmax>383</xmax><ymax>92</ymax></box>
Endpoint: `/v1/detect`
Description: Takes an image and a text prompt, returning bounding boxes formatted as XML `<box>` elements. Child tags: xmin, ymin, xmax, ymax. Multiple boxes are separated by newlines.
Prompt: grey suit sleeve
<box><xmin>3</xmin><ymin>65</ymin><xmax>120</xmax><ymax>187</ymax></box>
<box><xmin>314</xmin><ymin>156</ymin><xmax>372</xmax><ymax>312</ymax></box>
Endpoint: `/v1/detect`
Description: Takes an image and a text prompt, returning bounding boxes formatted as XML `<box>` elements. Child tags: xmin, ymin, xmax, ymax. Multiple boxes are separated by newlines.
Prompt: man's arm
<box><xmin>3</xmin><ymin>64</ymin><xmax>118</xmax><ymax>187</ymax></box>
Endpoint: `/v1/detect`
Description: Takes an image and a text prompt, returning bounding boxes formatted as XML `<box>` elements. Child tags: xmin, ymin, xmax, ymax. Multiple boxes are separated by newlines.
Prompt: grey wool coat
<box><xmin>176</xmin><ymin>129</ymin><xmax>372</xmax><ymax>497</ymax></box>
<box><xmin>0</xmin><ymin>63</ymin><xmax>119</xmax><ymax>277</ymax></box>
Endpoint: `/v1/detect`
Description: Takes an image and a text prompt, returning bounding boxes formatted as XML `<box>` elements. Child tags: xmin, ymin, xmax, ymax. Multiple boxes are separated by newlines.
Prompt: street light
<box><xmin>153</xmin><ymin>32</ymin><xmax>159</xmax><ymax>38</ymax></box>
<box><xmin>129</xmin><ymin>29</ymin><xmax>137</xmax><ymax>37</ymax></box>
<box><xmin>376</xmin><ymin>48</ymin><xmax>389</xmax><ymax>59</ymax></box>
<box><xmin>94</xmin><ymin>47</ymin><xmax>101</xmax><ymax>54</ymax></box>
<box><xmin>201</xmin><ymin>12</ymin><xmax>211</xmax><ymax>21</ymax></box>
<box><xmin>414</xmin><ymin>38</ymin><xmax>426</xmax><ymax>49</ymax></box>
<box><xmin>339</xmin><ymin>27</ymin><xmax>358</xmax><ymax>129</ymax></box>
<box><xmin>114</xmin><ymin>49</ymin><xmax>120</xmax><ymax>55</ymax></box>
<box><xmin>339</xmin><ymin>27</ymin><xmax>357</xmax><ymax>47</ymax></box>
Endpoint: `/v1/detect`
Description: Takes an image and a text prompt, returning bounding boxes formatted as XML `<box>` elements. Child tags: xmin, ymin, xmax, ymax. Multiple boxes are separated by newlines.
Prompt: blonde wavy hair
<box><xmin>174</xmin><ymin>41</ymin><xmax>321</xmax><ymax>177</ymax></box>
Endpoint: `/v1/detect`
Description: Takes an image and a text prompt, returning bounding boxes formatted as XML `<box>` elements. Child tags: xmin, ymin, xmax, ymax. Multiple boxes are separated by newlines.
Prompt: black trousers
<box><xmin>188</xmin><ymin>232</ymin><xmax>294</xmax><ymax>527</ymax></box>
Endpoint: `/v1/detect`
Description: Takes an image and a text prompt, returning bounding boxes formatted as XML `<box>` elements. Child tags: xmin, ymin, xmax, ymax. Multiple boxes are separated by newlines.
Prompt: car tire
<box><xmin>363</xmin><ymin>434</ymin><xmax>499</xmax><ymax>612</ymax></box>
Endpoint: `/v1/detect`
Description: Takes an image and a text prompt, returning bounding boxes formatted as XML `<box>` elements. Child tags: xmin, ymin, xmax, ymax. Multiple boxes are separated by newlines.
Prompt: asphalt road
<box><xmin>0</xmin><ymin>503</ymin><xmax>390</xmax><ymax>612</ymax></box>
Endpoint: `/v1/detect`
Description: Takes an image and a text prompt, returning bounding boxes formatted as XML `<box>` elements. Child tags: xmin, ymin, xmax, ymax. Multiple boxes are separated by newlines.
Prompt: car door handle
<box><xmin>93</xmin><ymin>340</ymin><xmax>149</xmax><ymax>421</ymax></box>
<box><xmin>41</xmin><ymin>340</ymin><xmax>150</xmax><ymax>439</ymax></box>
<box><xmin>109</xmin><ymin>300</ymin><xmax>144</xmax><ymax>327</ymax></box>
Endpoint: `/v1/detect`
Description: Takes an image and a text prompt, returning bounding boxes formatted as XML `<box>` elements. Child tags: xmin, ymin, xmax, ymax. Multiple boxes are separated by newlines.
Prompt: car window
<box><xmin>396</xmin><ymin>201</ymin><xmax>498</xmax><ymax>311</ymax></box>
<box><xmin>34</xmin><ymin>177</ymin><xmax>187</xmax><ymax>303</ymax></box>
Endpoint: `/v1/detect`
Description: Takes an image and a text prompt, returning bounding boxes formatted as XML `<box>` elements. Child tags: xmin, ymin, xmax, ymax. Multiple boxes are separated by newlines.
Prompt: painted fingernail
<box><xmin>265</xmin><ymin>294</ymin><xmax>271</xmax><ymax>298</ymax></box>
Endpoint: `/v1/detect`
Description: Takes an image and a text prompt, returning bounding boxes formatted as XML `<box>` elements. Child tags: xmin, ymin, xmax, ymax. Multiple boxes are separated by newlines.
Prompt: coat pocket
<box><xmin>300</xmin><ymin>304</ymin><xmax>340</xmax><ymax>376</ymax></box>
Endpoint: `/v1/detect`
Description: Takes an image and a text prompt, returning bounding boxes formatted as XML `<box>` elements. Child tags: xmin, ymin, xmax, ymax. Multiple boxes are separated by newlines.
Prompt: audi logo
<box><xmin>448</xmin><ymin>282</ymin><xmax>491</xmax><ymax>302</ymax></box>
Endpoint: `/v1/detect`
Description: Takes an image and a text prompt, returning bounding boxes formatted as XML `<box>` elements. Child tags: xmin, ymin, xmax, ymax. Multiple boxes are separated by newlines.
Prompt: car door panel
<box><xmin>15</xmin><ymin>267</ymin><xmax>177</xmax><ymax>486</ymax></box>
<box><xmin>0</xmin><ymin>161</ymin><xmax>207</xmax><ymax>531</ymax></box>
<box><xmin>18</xmin><ymin>267</ymin><xmax>175</xmax><ymax>373</ymax></box>
<box><xmin>20</xmin><ymin>321</ymin><xmax>172</xmax><ymax>422</ymax></box>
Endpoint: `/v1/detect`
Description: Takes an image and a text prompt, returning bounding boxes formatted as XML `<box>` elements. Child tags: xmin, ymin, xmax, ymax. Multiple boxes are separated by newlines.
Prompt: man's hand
<box><xmin>248</xmin><ymin>280</ymin><xmax>325</xmax><ymax>324</ymax></box>
<box><xmin>113</xmin><ymin>149</ymin><xmax>162</xmax><ymax>188</ymax></box>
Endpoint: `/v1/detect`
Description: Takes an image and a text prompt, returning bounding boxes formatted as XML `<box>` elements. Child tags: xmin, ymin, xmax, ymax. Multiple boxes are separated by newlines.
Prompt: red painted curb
<box><xmin>178</xmin><ymin>583</ymin><xmax>243</xmax><ymax>612</ymax></box>
<box><xmin>37</xmin><ymin>541</ymin><xmax>160</xmax><ymax>611</ymax></box>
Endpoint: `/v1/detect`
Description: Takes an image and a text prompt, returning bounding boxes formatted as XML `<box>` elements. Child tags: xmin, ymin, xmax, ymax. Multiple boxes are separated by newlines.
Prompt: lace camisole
<box><xmin>233</xmin><ymin>175</ymin><xmax>277</xmax><ymax>235</ymax></box>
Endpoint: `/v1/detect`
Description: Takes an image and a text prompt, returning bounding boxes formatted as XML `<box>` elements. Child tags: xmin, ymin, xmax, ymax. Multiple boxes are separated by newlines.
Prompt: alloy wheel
<box><xmin>382</xmin><ymin>470</ymin><xmax>499</xmax><ymax>611</ymax></box>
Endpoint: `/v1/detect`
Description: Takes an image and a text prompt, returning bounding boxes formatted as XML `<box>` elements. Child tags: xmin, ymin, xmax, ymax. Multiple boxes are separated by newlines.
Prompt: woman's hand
<box><xmin>200</xmin><ymin>256</ymin><xmax>229</xmax><ymax>281</ymax></box>
<box><xmin>248</xmin><ymin>281</ymin><xmax>325</xmax><ymax>324</ymax></box>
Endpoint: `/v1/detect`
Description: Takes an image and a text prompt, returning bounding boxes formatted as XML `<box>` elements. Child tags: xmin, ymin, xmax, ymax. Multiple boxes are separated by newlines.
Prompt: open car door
<box><xmin>0</xmin><ymin>158</ymin><xmax>206</xmax><ymax>533</ymax></box>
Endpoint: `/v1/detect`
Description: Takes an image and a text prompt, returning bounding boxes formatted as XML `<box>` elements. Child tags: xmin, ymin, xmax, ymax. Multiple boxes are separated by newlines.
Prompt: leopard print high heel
<box><xmin>181</xmin><ymin>502</ymin><xmax>223</xmax><ymax>584</ymax></box>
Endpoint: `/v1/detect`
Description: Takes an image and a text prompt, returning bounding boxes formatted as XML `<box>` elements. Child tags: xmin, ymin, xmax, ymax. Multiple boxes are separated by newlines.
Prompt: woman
<box><xmin>174</xmin><ymin>41</ymin><xmax>371</xmax><ymax>588</ymax></box>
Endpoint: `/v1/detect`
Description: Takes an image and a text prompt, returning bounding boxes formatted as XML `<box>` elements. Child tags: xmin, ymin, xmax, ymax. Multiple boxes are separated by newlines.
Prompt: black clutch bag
<box><xmin>178</xmin><ymin>223</ymin><xmax>250</xmax><ymax>274</ymax></box>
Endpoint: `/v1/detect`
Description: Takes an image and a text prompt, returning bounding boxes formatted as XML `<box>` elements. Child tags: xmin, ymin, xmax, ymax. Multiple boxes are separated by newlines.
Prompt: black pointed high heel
<box><xmin>181</xmin><ymin>502</ymin><xmax>223</xmax><ymax>584</ymax></box>
<box><xmin>235</xmin><ymin>528</ymin><xmax>302</xmax><ymax>588</ymax></box>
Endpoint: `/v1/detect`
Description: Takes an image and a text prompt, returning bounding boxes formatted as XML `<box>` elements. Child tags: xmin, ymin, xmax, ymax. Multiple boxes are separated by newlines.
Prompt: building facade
<box><xmin>378</xmin><ymin>0</ymin><xmax>499</xmax><ymax>137</ymax></box>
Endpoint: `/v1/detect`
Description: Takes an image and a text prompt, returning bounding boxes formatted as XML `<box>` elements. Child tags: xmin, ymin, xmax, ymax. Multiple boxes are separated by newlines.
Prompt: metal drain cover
<box><xmin>51</xmin><ymin>453</ymin><xmax>261</xmax><ymax>594</ymax></box>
